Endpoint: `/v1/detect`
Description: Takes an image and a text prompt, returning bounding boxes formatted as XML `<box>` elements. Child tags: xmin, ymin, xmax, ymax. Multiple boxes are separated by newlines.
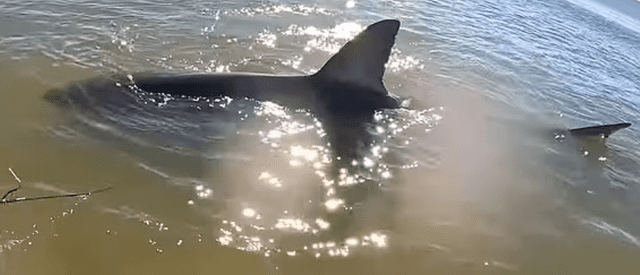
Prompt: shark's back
<box><xmin>45</xmin><ymin>19</ymin><xmax>402</xmax><ymax>117</ymax></box>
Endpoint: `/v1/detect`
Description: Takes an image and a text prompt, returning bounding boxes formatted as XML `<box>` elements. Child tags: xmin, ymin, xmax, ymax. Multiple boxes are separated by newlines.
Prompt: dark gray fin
<box><xmin>314</xmin><ymin>19</ymin><xmax>400</xmax><ymax>98</ymax></box>
<box><xmin>569</xmin><ymin>122</ymin><xmax>631</xmax><ymax>138</ymax></box>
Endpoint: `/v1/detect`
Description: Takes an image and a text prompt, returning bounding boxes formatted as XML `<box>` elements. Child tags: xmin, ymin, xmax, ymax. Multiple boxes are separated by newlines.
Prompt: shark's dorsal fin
<box><xmin>314</xmin><ymin>19</ymin><xmax>400</xmax><ymax>95</ymax></box>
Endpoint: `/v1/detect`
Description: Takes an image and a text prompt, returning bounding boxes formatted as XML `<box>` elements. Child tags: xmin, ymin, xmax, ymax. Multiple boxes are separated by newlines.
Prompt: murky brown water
<box><xmin>2</xmin><ymin>0</ymin><xmax>640</xmax><ymax>274</ymax></box>
<box><xmin>2</xmin><ymin>56</ymin><xmax>639</xmax><ymax>274</ymax></box>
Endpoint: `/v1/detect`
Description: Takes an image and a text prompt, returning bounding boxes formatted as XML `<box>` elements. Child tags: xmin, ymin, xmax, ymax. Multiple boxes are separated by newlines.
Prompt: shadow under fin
<box><xmin>568</xmin><ymin>122</ymin><xmax>631</xmax><ymax>138</ymax></box>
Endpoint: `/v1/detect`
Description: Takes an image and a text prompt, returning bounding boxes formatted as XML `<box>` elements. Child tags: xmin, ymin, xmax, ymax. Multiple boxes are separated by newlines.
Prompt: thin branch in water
<box><xmin>1</xmin><ymin>168</ymin><xmax>21</xmax><ymax>201</ymax></box>
<box><xmin>1</xmin><ymin>168</ymin><xmax>112</xmax><ymax>204</ymax></box>
<box><xmin>9</xmin><ymin>167</ymin><xmax>21</xmax><ymax>183</ymax></box>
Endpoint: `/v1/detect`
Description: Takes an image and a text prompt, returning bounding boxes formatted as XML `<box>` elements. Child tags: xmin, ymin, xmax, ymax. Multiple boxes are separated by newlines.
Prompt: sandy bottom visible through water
<box><xmin>1</xmin><ymin>57</ymin><xmax>640</xmax><ymax>274</ymax></box>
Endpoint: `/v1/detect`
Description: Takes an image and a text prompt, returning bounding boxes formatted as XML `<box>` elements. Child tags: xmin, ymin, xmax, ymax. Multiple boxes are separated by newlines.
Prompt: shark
<box><xmin>43</xmin><ymin>19</ymin><xmax>630</xmax><ymax>161</ymax></box>
<box><xmin>44</xmin><ymin>19</ymin><xmax>403</xmax><ymax>161</ymax></box>
<box><xmin>41</xmin><ymin>19</ymin><xmax>632</xmax><ymax>238</ymax></box>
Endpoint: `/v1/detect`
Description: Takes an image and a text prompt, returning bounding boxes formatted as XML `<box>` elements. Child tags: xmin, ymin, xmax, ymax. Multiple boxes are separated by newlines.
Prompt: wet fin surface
<box><xmin>314</xmin><ymin>19</ymin><xmax>400</xmax><ymax>96</ymax></box>
<box><xmin>568</xmin><ymin>122</ymin><xmax>631</xmax><ymax>138</ymax></box>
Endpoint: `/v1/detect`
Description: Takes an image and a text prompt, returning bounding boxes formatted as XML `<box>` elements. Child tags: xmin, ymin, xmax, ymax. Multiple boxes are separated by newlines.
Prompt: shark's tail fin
<box><xmin>314</xmin><ymin>19</ymin><xmax>401</xmax><ymax>109</ymax></box>
<box><xmin>569</xmin><ymin>122</ymin><xmax>631</xmax><ymax>138</ymax></box>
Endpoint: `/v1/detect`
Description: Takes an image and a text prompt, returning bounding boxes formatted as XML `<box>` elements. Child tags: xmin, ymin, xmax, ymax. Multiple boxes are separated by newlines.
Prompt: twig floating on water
<box><xmin>1</xmin><ymin>168</ymin><xmax>113</xmax><ymax>204</ymax></box>
<box><xmin>1</xmin><ymin>168</ymin><xmax>21</xmax><ymax>201</ymax></box>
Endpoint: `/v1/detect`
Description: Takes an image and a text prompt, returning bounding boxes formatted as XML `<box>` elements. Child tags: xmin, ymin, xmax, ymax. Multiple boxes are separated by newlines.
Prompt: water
<box><xmin>1</xmin><ymin>0</ymin><xmax>640</xmax><ymax>274</ymax></box>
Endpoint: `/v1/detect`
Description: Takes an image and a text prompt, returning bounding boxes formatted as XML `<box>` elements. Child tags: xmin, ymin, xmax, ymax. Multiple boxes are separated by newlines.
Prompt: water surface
<box><xmin>2</xmin><ymin>0</ymin><xmax>640</xmax><ymax>274</ymax></box>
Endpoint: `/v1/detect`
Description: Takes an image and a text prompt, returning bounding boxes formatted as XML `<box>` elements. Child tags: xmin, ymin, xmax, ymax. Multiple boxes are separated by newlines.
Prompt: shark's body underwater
<box><xmin>44</xmin><ymin>19</ymin><xmax>630</xmax><ymax>158</ymax></box>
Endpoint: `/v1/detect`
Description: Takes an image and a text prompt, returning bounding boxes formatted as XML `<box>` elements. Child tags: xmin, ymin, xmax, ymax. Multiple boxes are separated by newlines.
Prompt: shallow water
<box><xmin>2</xmin><ymin>0</ymin><xmax>640</xmax><ymax>274</ymax></box>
